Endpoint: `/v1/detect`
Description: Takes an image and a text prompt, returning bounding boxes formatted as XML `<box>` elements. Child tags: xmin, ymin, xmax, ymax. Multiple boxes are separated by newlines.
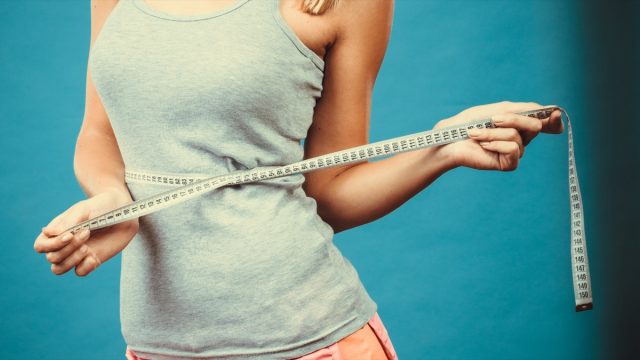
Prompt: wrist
<box><xmin>100</xmin><ymin>186</ymin><xmax>139</xmax><ymax>230</ymax></box>
<box><xmin>420</xmin><ymin>145</ymin><xmax>459</xmax><ymax>173</ymax></box>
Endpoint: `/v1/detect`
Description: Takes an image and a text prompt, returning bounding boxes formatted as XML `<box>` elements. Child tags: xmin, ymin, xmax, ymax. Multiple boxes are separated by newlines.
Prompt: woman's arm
<box><xmin>302</xmin><ymin>1</ymin><xmax>563</xmax><ymax>234</ymax></box>
<box><xmin>75</xmin><ymin>0</ymin><xmax>125</xmax><ymax>196</ymax></box>
<box><xmin>34</xmin><ymin>0</ymin><xmax>138</xmax><ymax>277</ymax></box>
<box><xmin>303</xmin><ymin>0</ymin><xmax>424</xmax><ymax>233</ymax></box>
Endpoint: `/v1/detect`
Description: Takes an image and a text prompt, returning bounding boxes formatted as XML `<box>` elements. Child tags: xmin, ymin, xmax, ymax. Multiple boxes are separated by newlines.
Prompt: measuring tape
<box><xmin>60</xmin><ymin>106</ymin><xmax>592</xmax><ymax>312</ymax></box>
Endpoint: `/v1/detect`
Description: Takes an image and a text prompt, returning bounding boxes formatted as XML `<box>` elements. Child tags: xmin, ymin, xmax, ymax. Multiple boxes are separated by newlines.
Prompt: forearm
<box><xmin>68</xmin><ymin>126</ymin><xmax>138</xmax><ymax>270</ymax></box>
<box><xmin>314</xmin><ymin>146</ymin><xmax>456</xmax><ymax>233</ymax></box>
<box><xmin>73</xmin><ymin>126</ymin><xmax>129</xmax><ymax>199</ymax></box>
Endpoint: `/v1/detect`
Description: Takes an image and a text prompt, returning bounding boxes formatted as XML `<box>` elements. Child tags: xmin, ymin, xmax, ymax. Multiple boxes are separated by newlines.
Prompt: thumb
<box><xmin>43</xmin><ymin>202</ymin><xmax>90</xmax><ymax>236</ymax></box>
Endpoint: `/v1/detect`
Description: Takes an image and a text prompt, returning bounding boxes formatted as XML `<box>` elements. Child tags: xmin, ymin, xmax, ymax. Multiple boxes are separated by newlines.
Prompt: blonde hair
<box><xmin>301</xmin><ymin>0</ymin><xmax>339</xmax><ymax>15</ymax></box>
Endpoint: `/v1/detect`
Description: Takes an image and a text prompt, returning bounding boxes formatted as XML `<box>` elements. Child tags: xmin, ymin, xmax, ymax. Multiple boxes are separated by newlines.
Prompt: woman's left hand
<box><xmin>434</xmin><ymin>101</ymin><xmax>564</xmax><ymax>171</ymax></box>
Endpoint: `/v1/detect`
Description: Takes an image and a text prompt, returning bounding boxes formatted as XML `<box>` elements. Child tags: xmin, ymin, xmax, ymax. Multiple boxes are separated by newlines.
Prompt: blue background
<box><xmin>1</xmin><ymin>0</ymin><xmax>638</xmax><ymax>359</ymax></box>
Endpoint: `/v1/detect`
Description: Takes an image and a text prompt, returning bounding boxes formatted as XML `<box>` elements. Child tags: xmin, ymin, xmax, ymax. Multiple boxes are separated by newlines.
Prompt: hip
<box><xmin>293</xmin><ymin>312</ymin><xmax>399</xmax><ymax>360</ymax></box>
<box><xmin>125</xmin><ymin>312</ymin><xmax>398</xmax><ymax>360</ymax></box>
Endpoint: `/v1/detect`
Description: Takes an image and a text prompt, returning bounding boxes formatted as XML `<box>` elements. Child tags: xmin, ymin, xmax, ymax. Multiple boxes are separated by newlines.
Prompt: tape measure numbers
<box><xmin>567</xmin><ymin>117</ymin><xmax>592</xmax><ymax>311</ymax></box>
<box><xmin>60</xmin><ymin>106</ymin><xmax>593</xmax><ymax>311</ymax></box>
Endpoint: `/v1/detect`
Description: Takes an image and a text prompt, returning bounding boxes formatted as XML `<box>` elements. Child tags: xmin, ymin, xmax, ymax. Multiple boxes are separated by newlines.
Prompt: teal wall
<box><xmin>1</xmin><ymin>1</ymin><xmax>638</xmax><ymax>359</ymax></box>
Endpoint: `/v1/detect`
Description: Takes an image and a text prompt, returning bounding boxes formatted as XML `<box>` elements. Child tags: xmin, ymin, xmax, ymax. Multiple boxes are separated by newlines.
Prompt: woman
<box><xmin>33</xmin><ymin>0</ymin><xmax>563</xmax><ymax>359</ymax></box>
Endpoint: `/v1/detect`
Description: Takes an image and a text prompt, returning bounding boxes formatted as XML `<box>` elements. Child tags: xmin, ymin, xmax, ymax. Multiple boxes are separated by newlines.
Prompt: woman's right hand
<box><xmin>33</xmin><ymin>187</ymin><xmax>139</xmax><ymax>277</ymax></box>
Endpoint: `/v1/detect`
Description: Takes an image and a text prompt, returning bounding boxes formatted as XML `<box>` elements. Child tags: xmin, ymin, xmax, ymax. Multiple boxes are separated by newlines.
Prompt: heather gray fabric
<box><xmin>88</xmin><ymin>0</ymin><xmax>377</xmax><ymax>358</ymax></box>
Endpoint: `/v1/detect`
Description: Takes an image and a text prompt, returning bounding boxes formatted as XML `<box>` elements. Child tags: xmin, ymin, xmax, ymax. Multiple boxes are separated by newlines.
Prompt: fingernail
<box><xmin>492</xmin><ymin>115</ymin><xmax>504</xmax><ymax>123</ymax></box>
<box><xmin>80</xmin><ymin>245</ymin><xmax>88</xmax><ymax>254</ymax></box>
<box><xmin>61</xmin><ymin>233</ymin><xmax>73</xmax><ymax>242</ymax></box>
<box><xmin>468</xmin><ymin>129</ymin><xmax>481</xmax><ymax>137</ymax></box>
<box><xmin>480</xmin><ymin>142</ymin><xmax>490</xmax><ymax>147</ymax></box>
<box><xmin>80</xmin><ymin>229</ymin><xmax>90</xmax><ymax>238</ymax></box>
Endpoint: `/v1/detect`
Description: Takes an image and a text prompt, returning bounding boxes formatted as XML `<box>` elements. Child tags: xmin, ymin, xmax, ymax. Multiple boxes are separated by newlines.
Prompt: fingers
<box><xmin>34</xmin><ymin>230</ymin><xmax>74</xmax><ymax>253</ymax></box>
<box><xmin>467</xmin><ymin>126</ymin><xmax>521</xmax><ymax>170</ymax></box>
<box><xmin>35</xmin><ymin>202</ymin><xmax>90</xmax><ymax>253</ymax></box>
<box><xmin>50</xmin><ymin>242</ymin><xmax>91</xmax><ymax>276</ymax></box>
<box><xmin>478</xmin><ymin>141</ymin><xmax>520</xmax><ymax>171</ymax></box>
<box><xmin>491</xmin><ymin>113</ymin><xmax>543</xmax><ymax>146</ymax></box>
<box><xmin>42</xmin><ymin>201</ymin><xmax>88</xmax><ymax>237</ymax></box>
<box><xmin>468</xmin><ymin>127</ymin><xmax>524</xmax><ymax>158</ymax></box>
<box><xmin>540</xmin><ymin>109</ymin><xmax>564</xmax><ymax>134</ymax></box>
<box><xmin>41</xmin><ymin>213</ymin><xmax>66</xmax><ymax>237</ymax></box>
<box><xmin>492</xmin><ymin>113</ymin><xmax>543</xmax><ymax>133</ymax></box>
<box><xmin>75</xmin><ymin>254</ymin><xmax>102</xmax><ymax>277</ymax></box>
<box><xmin>45</xmin><ymin>229</ymin><xmax>91</xmax><ymax>264</ymax></box>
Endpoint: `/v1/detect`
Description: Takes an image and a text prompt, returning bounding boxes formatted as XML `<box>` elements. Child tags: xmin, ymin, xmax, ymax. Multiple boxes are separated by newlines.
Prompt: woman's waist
<box><xmin>128</xmin><ymin>176</ymin><xmax>334</xmax><ymax>257</ymax></box>
<box><xmin>121</xmin><ymin>201</ymin><xmax>350</xmax><ymax>313</ymax></box>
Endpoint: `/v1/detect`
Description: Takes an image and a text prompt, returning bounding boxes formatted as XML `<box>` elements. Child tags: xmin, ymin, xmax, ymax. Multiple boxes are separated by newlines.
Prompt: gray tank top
<box><xmin>88</xmin><ymin>0</ymin><xmax>377</xmax><ymax>358</ymax></box>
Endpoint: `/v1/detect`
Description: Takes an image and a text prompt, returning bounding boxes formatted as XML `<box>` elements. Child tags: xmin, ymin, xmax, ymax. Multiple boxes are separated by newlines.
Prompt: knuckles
<box><xmin>482</xmin><ymin>128</ymin><xmax>520</xmax><ymax>142</ymax></box>
<box><xmin>535</xmin><ymin>121</ymin><xmax>543</xmax><ymax>132</ymax></box>
<box><xmin>33</xmin><ymin>233</ymin><xmax>48</xmax><ymax>253</ymax></box>
<box><xmin>50</xmin><ymin>264</ymin><xmax>65</xmax><ymax>276</ymax></box>
<box><xmin>502</xmin><ymin>157</ymin><xmax>519</xmax><ymax>172</ymax></box>
<box><xmin>510</xmin><ymin>142</ymin><xmax>520</xmax><ymax>153</ymax></box>
<box><xmin>75</xmin><ymin>257</ymin><xmax>97</xmax><ymax>277</ymax></box>
<box><xmin>46</xmin><ymin>252</ymin><xmax>60</xmax><ymax>264</ymax></box>
<box><xmin>75</xmin><ymin>266</ymin><xmax>89</xmax><ymax>277</ymax></box>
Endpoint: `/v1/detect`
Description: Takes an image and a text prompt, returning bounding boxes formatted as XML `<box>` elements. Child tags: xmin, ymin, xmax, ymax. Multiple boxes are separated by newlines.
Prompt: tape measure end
<box><xmin>575</xmin><ymin>303</ymin><xmax>593</xmax><ymax>312</ymax></box>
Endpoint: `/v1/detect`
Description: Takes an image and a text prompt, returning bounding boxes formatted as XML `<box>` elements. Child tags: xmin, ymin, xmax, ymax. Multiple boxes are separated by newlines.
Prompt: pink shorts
<box><xmin>125</xmin><ymin>312</ymin><xmax>398</xmax><ymax>360</ymax></box>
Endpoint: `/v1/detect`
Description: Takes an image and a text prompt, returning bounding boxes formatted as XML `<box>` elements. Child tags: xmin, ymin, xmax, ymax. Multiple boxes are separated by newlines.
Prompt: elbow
<box><xmin>305</xmin><ymin>185</ymin><xmax>343</xmax><ymax>233</ymax></box>
<box><xmin>313</xmin><ymin>196</ymin><xmax>354</xmax><ymax>234</ymax></box>
<box><xmin>305</xmin><ymin>177</ymin><xmax>361</xmax><ymax>234</ymax></box>
<box><xmin>304</xmin><ymin>166</ymin><xmax>366</xmax><ymax>234</ymax></box>
<box><xmin>315</xmin><ymin>191</ymin><xmax>386</xmax><ymax>234</ymax></box>
<box><xmin>316</xmin><ymin>203</ymin><xmax>343</xmax><ymax>234</ymax></box>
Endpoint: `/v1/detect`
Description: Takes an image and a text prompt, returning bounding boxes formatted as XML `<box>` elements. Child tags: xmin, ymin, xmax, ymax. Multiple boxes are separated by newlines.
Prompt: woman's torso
<box><xmin>89</xmin><ymin>0</ymin><xmax>377</xmax><ymax>358</ymax></box>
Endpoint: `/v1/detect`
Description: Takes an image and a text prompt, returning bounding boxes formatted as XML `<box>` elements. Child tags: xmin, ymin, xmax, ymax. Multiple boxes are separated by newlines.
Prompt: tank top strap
<box><xmin>245</xmin><ymin>0</ymin><xmax>325</xmax><ymax>71</ymax></box>
<box><xmin>268</xmin><ymin>0</ymin><xmax>325</xmax><ymax>71</ymax></box>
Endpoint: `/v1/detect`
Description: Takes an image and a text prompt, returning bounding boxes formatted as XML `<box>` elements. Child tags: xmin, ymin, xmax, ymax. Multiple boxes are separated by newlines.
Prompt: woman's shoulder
<box><xmin>278</xmin><ymin>0</ymin><xmax>394</xmax><ymax>63</ymax></box>
<box><xmin>90</xmin><ymin>0</ymin><xmax>120</xmax><ymax>40</ymax></box>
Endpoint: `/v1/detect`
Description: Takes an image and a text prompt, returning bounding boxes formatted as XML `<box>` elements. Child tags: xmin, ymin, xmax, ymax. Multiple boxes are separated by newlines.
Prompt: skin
<box><xmin>33</xmin><ymin>0</ymin><xmax>564</xmax><ymax>277</ymax></box>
